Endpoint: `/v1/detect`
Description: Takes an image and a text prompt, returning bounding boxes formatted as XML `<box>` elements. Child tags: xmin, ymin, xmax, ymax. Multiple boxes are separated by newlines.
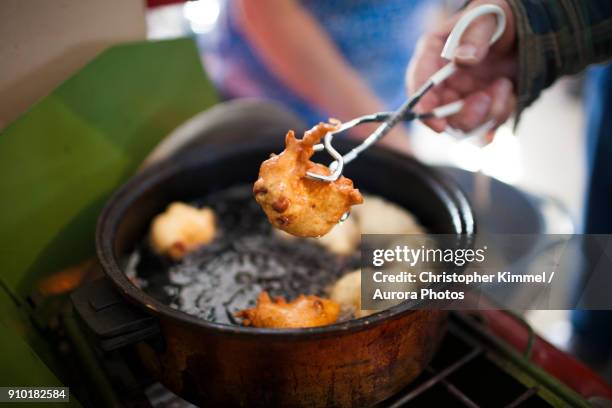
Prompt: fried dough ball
<box><xmin>329</xmin><ymin>270</ymin><xmax>375</xmax><ymax>318</ymax></box>
<box><xmin>354</xmin><ymin>195</ymin><xmax>425</xmax><ymax>235</ymax></box>
<box><xmin>275</xmin><ymin>194</ymin><xmax>425</xmax><ymax>255</ymax></box>
<box><xmin>274</xmin><ymin>214</ymin><xmax>360</xmax><ymax>255</ymax></box>
<box><xmin>150</xmin><ymin>202</ymin><xmax>216</xmax><ymax>260</ymax></box>
<box><xmin>331</xmin><ymin>262</ymin><xmax>433</xmax><ymax>320</ymax></box>
<box><xmin>253</xmin><ymin>123</ymin><xmax>363</xmax><ymax>238</ymax></box>
<box><xmin>236</xmin><ymin>292</ymin><xmax>340</xmax><ymax>328</ymax></box>
<box><xmin>314</xmin><ymin>215</ymin><xmax>360</xmax><ymax>255</ymax></box>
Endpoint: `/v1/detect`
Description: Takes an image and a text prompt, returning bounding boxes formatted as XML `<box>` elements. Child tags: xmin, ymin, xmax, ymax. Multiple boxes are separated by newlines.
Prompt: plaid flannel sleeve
<box><xmin>505</xmin><ymin>0</ymin><xmax>612</xmax><ymax>118</ymax></box>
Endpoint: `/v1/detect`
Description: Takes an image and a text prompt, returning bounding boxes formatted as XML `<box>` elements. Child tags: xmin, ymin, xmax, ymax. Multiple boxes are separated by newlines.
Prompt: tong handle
<box><xmin>423</xmin><ymin>4</ymin><xmax>508</xmax><ymax>90</ymax></box>
<box><xmin>441</xmin><ymin>4</ymin><xmax>507</xmax><ymax>61</ymax></box>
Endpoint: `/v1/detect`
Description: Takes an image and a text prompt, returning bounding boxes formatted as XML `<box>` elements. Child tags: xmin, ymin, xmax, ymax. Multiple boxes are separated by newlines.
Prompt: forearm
<box><xmin>235</xmin><ymin>0</ymin><xmax>387</xmax><ymax>129</ymax></box>
<box><xmin>506</xmin><ymin>0</ymin><xmax>612</xmax><ymax>113</ymax></box>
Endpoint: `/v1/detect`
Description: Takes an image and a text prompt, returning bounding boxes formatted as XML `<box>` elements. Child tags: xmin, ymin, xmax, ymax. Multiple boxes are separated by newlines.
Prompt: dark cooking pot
<box><xmin>73</xmin><ymin>135</ymin><xmax>474</xmax><ymax>407</ymax></box>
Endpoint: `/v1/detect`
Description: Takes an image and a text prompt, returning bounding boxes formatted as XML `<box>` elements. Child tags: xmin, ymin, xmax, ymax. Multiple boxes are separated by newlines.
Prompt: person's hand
<box><xmin>407</xmin><ymin>0</ymin><xmax>518</xmax><ymax>133</ymax></box>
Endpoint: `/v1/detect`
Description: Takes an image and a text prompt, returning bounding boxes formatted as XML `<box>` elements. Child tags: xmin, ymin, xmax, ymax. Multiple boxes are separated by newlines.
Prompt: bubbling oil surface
<box><xmin>125</xmin><ymin>185</ymin><xmax>357</xmax><ymax>325</ymax></box>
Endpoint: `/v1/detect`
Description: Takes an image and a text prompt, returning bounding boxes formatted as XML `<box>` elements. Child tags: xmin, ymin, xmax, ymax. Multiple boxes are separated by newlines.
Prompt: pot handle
<box><xmin>71</xmin><ymin>277</ymin><xmax>160</xmax><ymax>352</ymax></box>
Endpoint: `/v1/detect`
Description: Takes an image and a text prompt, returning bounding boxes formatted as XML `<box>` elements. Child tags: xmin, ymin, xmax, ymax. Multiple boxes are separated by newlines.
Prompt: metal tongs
<box><xmin>307</xmin><ymin>4</ymin><xmax>507</xmax><ymax>182</ymax></box>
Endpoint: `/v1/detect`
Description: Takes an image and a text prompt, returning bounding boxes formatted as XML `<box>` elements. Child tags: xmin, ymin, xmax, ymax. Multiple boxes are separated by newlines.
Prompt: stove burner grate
<box><xmin>380</xmin><ymin>314</ymin><xmax>555</xmax><ymax>407</ymax></box>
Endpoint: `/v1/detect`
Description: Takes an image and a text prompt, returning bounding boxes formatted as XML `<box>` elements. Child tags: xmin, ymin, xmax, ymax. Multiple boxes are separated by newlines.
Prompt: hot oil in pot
<box><xmin>124</xmin><ymin>185</ymin><xmax>358</xmax><ymax>325</ymax></box>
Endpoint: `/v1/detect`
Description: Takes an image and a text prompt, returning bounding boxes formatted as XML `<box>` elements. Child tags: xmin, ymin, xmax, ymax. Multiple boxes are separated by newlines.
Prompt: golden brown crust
<box><xmin>235</xmin><ymin>292</ymin><xmax>341</xmax><ymax>328</ymax></box>
<box><xmin>253</xmin><ymin>123</ymin><xmax>363</xmax><ymax>237</ymax></box>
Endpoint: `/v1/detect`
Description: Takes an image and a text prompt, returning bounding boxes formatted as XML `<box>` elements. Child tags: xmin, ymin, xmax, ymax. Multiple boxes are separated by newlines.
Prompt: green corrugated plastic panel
<box><xmin>0</xmin><ymin>38</ymin><xmax>218</xmax><ymax>300</ymax></box>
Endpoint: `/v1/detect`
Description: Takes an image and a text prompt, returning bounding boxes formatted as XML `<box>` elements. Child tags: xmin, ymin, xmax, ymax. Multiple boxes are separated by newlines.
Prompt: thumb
<box><xmin>453</xmin><ymin>12</ymin><xmax>498</xmax><ymax>65</ymax></box>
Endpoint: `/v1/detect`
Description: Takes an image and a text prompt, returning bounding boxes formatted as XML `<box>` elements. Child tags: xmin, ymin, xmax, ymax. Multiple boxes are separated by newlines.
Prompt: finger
<box><xmin>486</xmin><ymin>78</ymin><xmax>513</xmax><ymax>125</ymax></box>
<box><xmin>484</xmin><ymin>130</ymin><xmax>496</xmax><ymax>144</ymax></box>
<box><xmin>501</xmin><ymin>93</ymin><xmax>517</xmax><ymax>124</ymax></box>
<box><xmin>485</xmin><ymin>77</ymin><xmax>515</xmax><ymax>126</ymax></box>
<box><xmin>441</xmin><ymin>88</ymin><xmax>461</xmax><ymax>105</ymax></box>
<box><xmin>414</xmin><ymin>91</ymin><xmax>447</xmax><ymax>133</ymax></box>
<box><xmin>481</xmin><ymin>86</ymin><xmax>516</xmax><ymax>142</ymax></box>
<box><xmin>447</xmin><ymin>91</ymin><xmax>492</xmax><ymax>131</ymax></box>
<box><xmin>452</xmin><ymin>12</ymin><xmax>498</xmax><ymax>66</ymax></box>
<box><xmin>445</xmin><ymin>70</ymin><xmax>477</xmax><ymax>95</ymax></box>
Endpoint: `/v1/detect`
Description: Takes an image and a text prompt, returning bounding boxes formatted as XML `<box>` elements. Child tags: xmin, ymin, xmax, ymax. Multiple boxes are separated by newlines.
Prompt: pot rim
<box><xmin>96</xmin><ymin>140</ymin><xmax>475</xmax><ymax>339</ymax></box>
